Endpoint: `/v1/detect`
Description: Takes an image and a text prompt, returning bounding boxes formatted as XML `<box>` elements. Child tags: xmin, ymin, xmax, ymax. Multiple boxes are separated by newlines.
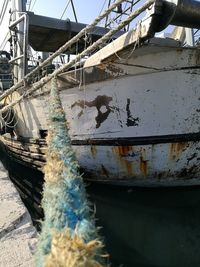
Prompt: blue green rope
<box><xmin>35</xmin><ymin>78</ymin><xmax>108</xmax><ymax>266</ymax></box>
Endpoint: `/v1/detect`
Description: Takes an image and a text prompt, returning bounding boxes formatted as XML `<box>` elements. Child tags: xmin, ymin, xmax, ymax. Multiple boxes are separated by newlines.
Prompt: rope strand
<box><xmin>0</xmin><ymin>0</ymin><xmax>154</xmax><ymax>115</ymax></box>
<box><xmin>0</xmin><ymin>0</ymin><xmax>132</xmax><ymax>102</ymax></box>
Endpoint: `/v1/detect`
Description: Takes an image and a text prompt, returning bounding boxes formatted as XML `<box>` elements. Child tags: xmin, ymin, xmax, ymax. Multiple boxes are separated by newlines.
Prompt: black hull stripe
<box><xmin>71</xmin><ymin>132</ymin><xmax>200</xmax><ymax>146</ymax></box>
<box><xmin>4</xmin><ymin>132</ymin><xmax>200</xmax><ymax>147</ymax></box>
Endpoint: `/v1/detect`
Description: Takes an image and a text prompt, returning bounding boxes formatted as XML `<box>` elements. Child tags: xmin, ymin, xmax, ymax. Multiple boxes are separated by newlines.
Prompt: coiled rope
<box><xmin>35</xmin><ymin>78</ymin><xmax>108</xmax><ymax>267</ymax></box>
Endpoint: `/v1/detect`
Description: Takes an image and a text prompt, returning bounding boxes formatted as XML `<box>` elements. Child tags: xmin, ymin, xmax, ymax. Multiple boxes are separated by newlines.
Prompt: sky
<box><xmin>28</xmin><ymin>0</ymin><xmax>107</xmax><ymax>24</ymax></box>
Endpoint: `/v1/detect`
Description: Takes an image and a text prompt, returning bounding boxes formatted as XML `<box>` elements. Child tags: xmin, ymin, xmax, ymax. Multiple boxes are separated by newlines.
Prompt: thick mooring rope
<box><xmin>35</xmin><ymin>78</ymin><xmax>108</xmax><ymax>267</ymax></box>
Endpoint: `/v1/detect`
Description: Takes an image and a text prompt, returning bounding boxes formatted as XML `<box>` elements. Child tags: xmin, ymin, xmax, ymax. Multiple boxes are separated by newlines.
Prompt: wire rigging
<box><xmin>60</xmin><ymin>0</ymin><xmax>71</xmax><ymax>19</ymax></box>
<box><xmin>60</xmin><ymin>0</ymin><xmax>78</xmax><ymax>22</ymax></box>
<box><xmin>0</xmin><ymin>0</ymin><xmax>9</xmax><ymax>27</ymax></box>
<box><xmin>70</xmin><ymin>0</ymin><xmax>78</xmax><ymax>22</ymax></box>
<box><xmin>27</xmin><ymin>0</ymin><xmax>33</xmax><ymax>11</ymax></box>
<box><xmin>30</xmin><ymin>0</ymin><xmax>37</xmax><ymax>11</ymax></box>
<box><xmin>0</xmin><ymin>0</ymin><xmax>151</xmax><ymax>108</ymax></box>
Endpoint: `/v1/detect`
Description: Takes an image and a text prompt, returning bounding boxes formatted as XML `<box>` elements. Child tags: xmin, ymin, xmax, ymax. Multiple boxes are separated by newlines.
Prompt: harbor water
<box><xmin>0</xmin><ymin>142</ymin><xmax>200</xmax><ymax>267</ymax></box>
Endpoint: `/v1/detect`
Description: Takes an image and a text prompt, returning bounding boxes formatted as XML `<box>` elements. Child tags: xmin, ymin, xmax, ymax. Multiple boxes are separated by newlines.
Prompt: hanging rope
<box><xmin>0</xmin><ymin>0</ymin><xmax>131</xmax><ymax>103</ymax></box>
<box><xmin>0</xmin><ymin>0</ymin><xmax>154</xmax><ymax>115</ymax></box>
<box><xmin>0</xmin><ymin>103</ymin><xmax>17</xmax><ymax>137</ymax></box>
<box><xmin>35</xmin><ymin>78</ymin><xmax>108</xmax><ymax>267</ymax></box>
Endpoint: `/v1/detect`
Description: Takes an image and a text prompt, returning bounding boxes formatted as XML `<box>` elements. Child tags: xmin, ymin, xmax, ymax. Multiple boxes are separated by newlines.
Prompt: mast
<box><xmin>10</xmin><ymin>0</ymin><xmax>28</xmax><ymax>83</ymax></box>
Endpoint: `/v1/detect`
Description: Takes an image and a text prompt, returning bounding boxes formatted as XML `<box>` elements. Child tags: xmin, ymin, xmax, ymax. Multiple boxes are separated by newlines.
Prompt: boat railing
<box><xmin>9</xmin><ymin>12</ymin><xmax>29</xmax><ymax>78</ymax></box>
<box><xmin>0</xmin><ymin>0</ymin><xmax>139</xmax><ymax>103</ymax></box>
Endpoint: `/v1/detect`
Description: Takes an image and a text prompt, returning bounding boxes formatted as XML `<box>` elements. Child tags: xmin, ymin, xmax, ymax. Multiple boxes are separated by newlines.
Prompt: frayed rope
<box><xmin>35</xmin><ymin>78</ymin><xmax>109</xmax><ymax>267</ymax></box>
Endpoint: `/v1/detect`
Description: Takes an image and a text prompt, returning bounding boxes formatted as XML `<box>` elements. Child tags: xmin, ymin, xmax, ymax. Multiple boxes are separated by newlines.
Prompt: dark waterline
<box><xmin>1</xmin><ymin>143</ymin><xmax>200</xmax><ymax>267</ymax></box>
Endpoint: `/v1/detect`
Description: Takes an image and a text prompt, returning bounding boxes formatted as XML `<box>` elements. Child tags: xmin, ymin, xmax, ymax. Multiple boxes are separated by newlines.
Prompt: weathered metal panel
<box><xmin>72</xmin><ymin>141</ymin><xmax>200</xmax><ymax>186</ymax></box>
<box><xmin>61</xmin><ymin>68</ymin><xmax>200</xmax><ymax>138</ymax></box>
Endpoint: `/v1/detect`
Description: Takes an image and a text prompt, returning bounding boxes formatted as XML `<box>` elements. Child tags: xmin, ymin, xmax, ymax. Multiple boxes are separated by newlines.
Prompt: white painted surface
<box><xmin>0</xmin><ymin>161</ymin><xmax>37</xmax><ymax>267</ymax></box>
<box><xmin>7</xmin><ymin>44</ymin><xmax>200</xmax><ymax>185</ymax></box>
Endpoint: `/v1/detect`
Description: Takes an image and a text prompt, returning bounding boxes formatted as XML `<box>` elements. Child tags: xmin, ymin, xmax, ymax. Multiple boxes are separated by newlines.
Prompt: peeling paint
<box><xmin>126</xmin><ymin>98</ymin><xmax>139</xmax><ymax>127</ymax></box>
<box><xmin>71</xmin><ymin>95</ymin><xmax>113</xmax><ymax>128</ymax></box>
<box><xmin>176</xmin><ymin>165</ymin><xmax>200</xmax><ymax>178</ymax></box>
<box><xmin>187</xmin><ymin>153</ymin><xmax>197</xmax><ymax>165</ymax></box>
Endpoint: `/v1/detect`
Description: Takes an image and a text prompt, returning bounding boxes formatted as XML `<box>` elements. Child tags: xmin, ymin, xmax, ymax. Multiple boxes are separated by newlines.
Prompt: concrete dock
<box><xmin>0</xmin><ymin>161</ymin><xmax>37</xmax><ymax>267</ymax></box>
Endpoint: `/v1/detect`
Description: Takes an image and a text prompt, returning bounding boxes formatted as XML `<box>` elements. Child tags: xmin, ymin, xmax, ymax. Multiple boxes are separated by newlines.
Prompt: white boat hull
<box><xmin>3</xmin><ymin>43</ymin><xmax>200</xmax><ymax>186</ymax></box>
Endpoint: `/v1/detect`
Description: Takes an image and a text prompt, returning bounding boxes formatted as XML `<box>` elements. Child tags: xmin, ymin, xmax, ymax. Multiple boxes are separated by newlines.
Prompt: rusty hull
<box><xmin>73</xmin><ymin>140</ymin><xmax>200</xmax><ymax>186</ymax></box>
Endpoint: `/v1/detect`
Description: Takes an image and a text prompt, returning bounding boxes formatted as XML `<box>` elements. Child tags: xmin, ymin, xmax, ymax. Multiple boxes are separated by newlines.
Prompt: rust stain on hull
<box><xmin>140</xmin><ymin>156</ymin><xmax>148</xmax><ymax>176</ymax></box>
<box><xmin>90</xmin><ymin>145</ymin><xmax>97</xmax><ymax>158</ymax></box>
<box><xmin>114</xmin><ymin>145</ymin><xmax>133</xmax><ymax>156</ymax></box>
<box><xmin>169</xmin><ymin>142</ymin><xmax>188</xmax><ymax>160</ymax></box>
<box><xmin>124</xmin><ymin>160</ymin><xmax>133</xmax><ymax>176</ymax></box>
<box><xmin>112</xmin><ymin>146</ymin><xmax>133</xmax><ymax>176</ymax></box>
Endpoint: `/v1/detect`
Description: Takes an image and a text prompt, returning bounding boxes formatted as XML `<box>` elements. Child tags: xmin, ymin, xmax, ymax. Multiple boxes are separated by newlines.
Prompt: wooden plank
<box><xmin>7</xmin><ymin>146</ymin><xmax>46</xmax><ymax>161</ymax></box>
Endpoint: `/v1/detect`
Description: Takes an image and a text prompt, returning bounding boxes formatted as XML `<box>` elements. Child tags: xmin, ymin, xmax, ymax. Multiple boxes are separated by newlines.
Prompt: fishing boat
<box><xmin>1</xmin><ymin>0</ymin><xmax>200</xmax><ymax>186</ymax></box>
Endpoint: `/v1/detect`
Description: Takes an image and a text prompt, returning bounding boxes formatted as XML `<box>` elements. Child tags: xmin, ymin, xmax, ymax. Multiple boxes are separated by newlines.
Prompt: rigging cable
<box><xmin>0</xmin><ymin>0</ymin><xmax>11</xmax><ymax>51</ymax></box>
<box><xmin>0</xmin><ymin>32</ymin><xmax>9</xmax><ymax>50</ymax></box>
<box><xmin>0</xmin><ymin>0</ymin><xmax>9</xmax><ymax>27</ymax></box>
<box><xmin>98</xmin><ymin>0</ymin><xmax>108</xmax><ymax>26</ymax></box>
<box><xmin>60</xmin><ymin>0</ymin><xmax>71</xmax><ymax>19</ymax></box>
<box><xmin>30</xmin><ymin>0</ymin><xmax>37</xmax><ymax>11</ymax></box>
<box><xmin>60</xmin><ymin>0</ymin><xmax>78</xmax><ymax>22</ymax></box>
<box><xmin>0</xmin><ymin>0</ymin><xmax>148</xmax><ymax>105</ymax></box>
<box><xmin>27</xmin><ymin>0</ymin><xmax>33</xmax><ymax>11</ymax></box>
<box><xmin>70</xmin><ymin>0</ymin><xmax>78</xmax><ymax>22</ymax></box>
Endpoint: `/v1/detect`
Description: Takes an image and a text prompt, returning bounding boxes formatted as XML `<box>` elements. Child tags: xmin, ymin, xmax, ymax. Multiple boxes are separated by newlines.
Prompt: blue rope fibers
<box><xmin>35</xmin><ymin>78</ymin><xmax>104</xmax><ymax>266</ymax></box>
<box><xmin>41</xmin><ymin>175</ymin><xmax>97</xmax><ymax>238</ymax></box>
<box><xmin>48</xmin><ymin>77</ymin><xmax>103</xmax><ymax>240</ymax></box>
<box><xmin>41</xmin><ymin>141</ymin><xmax>100</xmax><ymax>254</ymax></box>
